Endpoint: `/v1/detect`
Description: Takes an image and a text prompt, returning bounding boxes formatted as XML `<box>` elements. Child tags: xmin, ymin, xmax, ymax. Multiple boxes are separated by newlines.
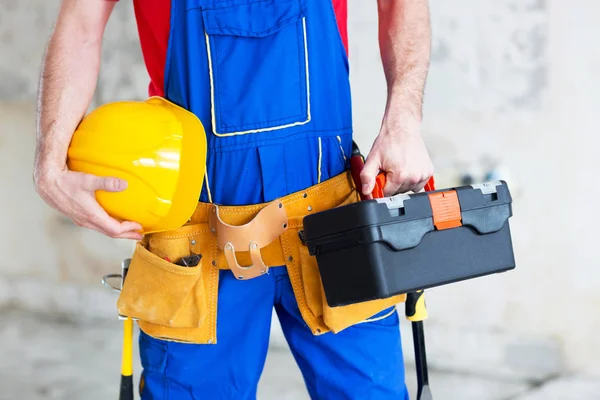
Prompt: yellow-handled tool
<box><xmin>102</xmin><ymin>259</ymin><xmax>135</xmax><ymax>400</ymax></box>
<box><xmin>120</xmin><ymin>316</ymin><xmax>134</xmax><ymax>400</ymax></box>
<box><xmin>119</xmin><ymin>259</ymin><xmax>134</xmax><ymax>400</ymax></box>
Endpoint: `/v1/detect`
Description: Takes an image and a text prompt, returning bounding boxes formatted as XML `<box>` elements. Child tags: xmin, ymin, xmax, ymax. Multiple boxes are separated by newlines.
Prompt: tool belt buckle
<box><xmin>209</xmin><ymin>200</ymin><xmax>288</xmax><ymax>280</ymax></box>
<box><xmin>101</xmin><ymin>258</ymin><xmax>138</xmax><ymax>321</ymax></box>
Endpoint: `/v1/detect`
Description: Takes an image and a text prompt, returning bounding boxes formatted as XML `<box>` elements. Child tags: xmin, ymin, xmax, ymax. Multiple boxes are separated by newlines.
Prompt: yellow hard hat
<box><xmin>67</xmin><ymin>96</ymin><xmax>207</xmax><ymax>234</ymax></box>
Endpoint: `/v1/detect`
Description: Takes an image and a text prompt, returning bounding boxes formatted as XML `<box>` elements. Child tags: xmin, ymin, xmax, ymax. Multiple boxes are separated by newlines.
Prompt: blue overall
<box><xmin>139</xmin><ymin>0</ymin><xmax>409</xmax><ymax>398</ymax></box>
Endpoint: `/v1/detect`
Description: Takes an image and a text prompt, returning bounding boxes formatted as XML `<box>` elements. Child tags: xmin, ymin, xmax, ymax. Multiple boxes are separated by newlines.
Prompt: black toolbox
<box><xmin>302</xmin><ymin>181</ymin><xmax>516</xmax><ymax>307</ymax></box>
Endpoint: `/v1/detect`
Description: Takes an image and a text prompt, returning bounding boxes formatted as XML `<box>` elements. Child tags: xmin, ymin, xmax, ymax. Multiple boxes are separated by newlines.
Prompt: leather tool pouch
<box><xmin>280</xmin><ymin>191</ymin><xmax>405</xmax><ymax>335</ymax></box>
<box><xmin>117</xmin><ymin>224</ymin><xmax>213</xmax><ymax>329</ymax></box>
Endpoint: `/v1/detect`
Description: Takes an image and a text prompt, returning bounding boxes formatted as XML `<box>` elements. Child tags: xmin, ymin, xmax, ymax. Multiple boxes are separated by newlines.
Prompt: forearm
<box><xmin>377</xmin><ymin>0</ymin><xmax>431</xmax><ymax>125</ymax></box>
<box><xmin>34</xmin><ymin>0</ymin><xmax>114</xmax><ymax>182</ymax></box>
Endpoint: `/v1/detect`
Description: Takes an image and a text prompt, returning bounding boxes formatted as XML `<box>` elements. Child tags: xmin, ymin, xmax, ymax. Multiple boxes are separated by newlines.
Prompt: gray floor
<box><xmin>1</xmin><ymin>309</ymin><xmax>598</xmax><ymax>400</ymax></box>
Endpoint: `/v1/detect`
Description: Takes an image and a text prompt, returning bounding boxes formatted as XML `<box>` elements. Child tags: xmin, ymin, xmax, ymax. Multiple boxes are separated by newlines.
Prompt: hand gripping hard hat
<box><xmin>67</xmin><ymin>97</ymin><xmax>207</xmax><ymax>234</ymax></box>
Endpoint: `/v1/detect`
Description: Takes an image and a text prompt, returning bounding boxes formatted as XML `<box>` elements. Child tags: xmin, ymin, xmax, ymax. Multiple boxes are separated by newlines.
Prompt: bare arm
<box><xmin>34</xmin><ymin>0</ymin><xmax>142</xmax><ymax>240</ymax></box>
<box><xmin>378</xmin><ymin>0</ymin><xmax>431</xmax><ymax>123</ymax></box>
<box><xmin>361</xmin><ymin>0</ymin><xmax>434</xmax><ymax>196</ymax></box>
<box><xmin>34</xmin><ymin>0</ymin><xmax>114</xmax><ymax>178</ymax></box>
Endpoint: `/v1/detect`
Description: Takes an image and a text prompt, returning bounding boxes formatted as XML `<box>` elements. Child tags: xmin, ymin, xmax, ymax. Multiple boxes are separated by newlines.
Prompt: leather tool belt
<box><xmin>116</xmin><ymin>171</ymin><xmax>406</xmax><ymax>344</ymax></box>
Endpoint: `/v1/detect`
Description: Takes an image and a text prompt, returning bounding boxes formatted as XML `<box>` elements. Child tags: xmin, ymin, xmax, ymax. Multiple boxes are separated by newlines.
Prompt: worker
<box><xmin>33</xmin><ymin>1</ymin><xmax>434</xmax><ymax>399</ymax></box>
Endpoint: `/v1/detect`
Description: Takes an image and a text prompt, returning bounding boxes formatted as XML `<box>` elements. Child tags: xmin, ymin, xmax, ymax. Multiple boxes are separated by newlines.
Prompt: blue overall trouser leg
<box><xmin>139</xmin><ymin>0</ymin><xmax>410</xmax><ymax>398</ymax></box>
<box><xmin>140</xmin><ymin>268</ymin><xmax>409</xmax><ymax>399</ymax></box>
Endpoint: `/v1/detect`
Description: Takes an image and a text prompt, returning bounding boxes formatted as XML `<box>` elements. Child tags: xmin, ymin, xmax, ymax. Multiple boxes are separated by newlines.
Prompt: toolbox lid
<box><xmin>302</xmin><ymin>180</ymin><xmax>513</xmax><ymax>246</ymax></box>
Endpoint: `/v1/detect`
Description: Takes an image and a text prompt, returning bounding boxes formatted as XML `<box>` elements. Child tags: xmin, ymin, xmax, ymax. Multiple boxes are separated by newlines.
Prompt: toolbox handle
<box><xmin>350</xmin><ymin>142</ymin><xmax>435</xmax><ymax>199</ymax></box>
<box><xmin>424</xmin><ymin>177</ymin><xmax>435</xmax><ymax>192</ymax></box>
<box><xmin>374</xmin><ymin>174</ymin><xmax>436</xmax><ymax>197</ymax></box>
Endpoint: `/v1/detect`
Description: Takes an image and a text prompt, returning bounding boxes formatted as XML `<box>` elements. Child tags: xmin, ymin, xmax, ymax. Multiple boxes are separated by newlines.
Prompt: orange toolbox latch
<box><xmin>428</xmin><ymin>190</ymin><xmax>462</xmax><ymax>230</ymax></box>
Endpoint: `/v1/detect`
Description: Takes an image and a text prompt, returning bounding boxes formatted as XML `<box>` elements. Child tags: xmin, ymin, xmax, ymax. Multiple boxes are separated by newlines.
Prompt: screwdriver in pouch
<box><xmin>174</xmin><ymin>253</ymin><xmax>202</xmax><ymax>267</ymax></box>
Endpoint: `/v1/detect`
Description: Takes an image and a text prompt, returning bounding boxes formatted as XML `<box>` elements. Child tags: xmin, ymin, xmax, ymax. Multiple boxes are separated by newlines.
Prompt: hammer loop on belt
<box><xmin>208</xmin><ymin>200</ymin><xmax>289</xmax><ymax>280</ymax></box>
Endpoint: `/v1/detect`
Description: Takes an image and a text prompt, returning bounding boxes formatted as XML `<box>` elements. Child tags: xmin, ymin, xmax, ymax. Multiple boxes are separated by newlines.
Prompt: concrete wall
<box><xmin>1</xmin><ymin>0</ymin><xmax>599</xmax><ymax>381</ymax></box>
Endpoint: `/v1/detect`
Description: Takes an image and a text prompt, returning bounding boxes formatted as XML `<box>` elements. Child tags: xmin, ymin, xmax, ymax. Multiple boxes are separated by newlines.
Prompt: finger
<box><xmin>383</xmin><ymin>172</ymin><xmax>400</xmax><ymax>197</ymax></box>
<box><xmin>78</xmin><ymin>222</ymin><xmax>112</xmax><ymax>236</ymax></box>
<box><xmin>382</xmin><ymin>179</ymin><xmax>401</xmax><ymax>197</ymax></box>
<box><xmin>382</xmin><ymin>171</ymin><xmax>402</xmax><ymax>196</ymax></box>
<box><xmin>105</xmin><ymin>221</ymin><xmax>143</xmax><ymax>239</ymax></box>
<box><xmin>87</xmin><ymin>221</ymin><xmax>122</xmax><ymax>238</ymax></box>
<box><xmin>90</xmin><ymin>221</ymin><xmax>139</xmax><ymax>239</ymax></box>
<box><xmin>413</xmin><ymin>173</ymin><xmax>434</xmax><ymax>193</ymax></box>
<box><xmin>107</xmin><ymin>220</ymin><xmax>143</xmax><ymax>240</ymax></box>
<box><xmin>83</xmin><ymin>174</ymin><xmax>128</xmax><ymax>193</ymax></box>
<box><xmin>412</xmin><ymin>180</ymin><xmax>428</xmax><ymax>193</ymax></box>
<box><xmin>84</xmin><ymin>200</ymin><xmax>134</xmax><ymax>237</ymax></box>
<box><xmin>396</xmin><ymin>181</ymin><xmax>418</xmax><ymax>194</ymax></box>
<box><xmin>393</xmin><ymin>173</ymin><xmax>423</xmax><ymax>194</ymax></box>
<box><xmin>81</xmin><ymin>220</ymin><xmax>143</xmax><ymax>240</ymax></box>
<box><xmin>359</xmin><ymin>157</ymin><xmax>381</xmax><ymax>196</ymax></box>
<box><xmin>78</xmin><ymin>187</ymin><xmax>143</xmax><ymax>238</ymax></box>
<box><xmin>114</xmin><ymin>231</ymin><xmax>144</xmax><ymax>241</ymax></box>
<box><xmin>120</xmin><ymin>220</ymin><xmax>143</xmax><ymax>232</ymax></box>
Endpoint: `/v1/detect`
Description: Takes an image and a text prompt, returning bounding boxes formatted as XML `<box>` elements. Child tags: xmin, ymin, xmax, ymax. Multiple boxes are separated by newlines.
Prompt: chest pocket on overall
<box><xmin>200</xmin><ymin>0</ymin><xmax>310</xmax><ymax>136</ymax></box>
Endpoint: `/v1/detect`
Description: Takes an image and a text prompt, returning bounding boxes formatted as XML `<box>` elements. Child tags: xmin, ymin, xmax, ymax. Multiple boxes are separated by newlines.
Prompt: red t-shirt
<box><xmin>118</xmin><ymin>0</ymin><xmax>348</xmax><ymax>97</ymax></box>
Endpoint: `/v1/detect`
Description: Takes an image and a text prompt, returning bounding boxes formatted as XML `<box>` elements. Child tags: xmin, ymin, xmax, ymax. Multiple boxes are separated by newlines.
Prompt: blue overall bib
<box><xmin>138</xmin><ymin>0</ymin><xmax>409</xmax><ymax>398</ymax></box>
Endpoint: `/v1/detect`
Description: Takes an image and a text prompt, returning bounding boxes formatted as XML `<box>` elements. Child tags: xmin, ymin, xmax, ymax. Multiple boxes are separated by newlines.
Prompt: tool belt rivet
<box><xmin>190</xmin><ymin>239</ymin><xmax>196</xmax><ymax>245</ymax></box>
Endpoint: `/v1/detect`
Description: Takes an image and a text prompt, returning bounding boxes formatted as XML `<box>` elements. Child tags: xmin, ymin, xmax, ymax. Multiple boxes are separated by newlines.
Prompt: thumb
<box><xmin>359</xmin><ymin>156</ymin><xmax>380</xmax><ymax>196</ymax></box>
<box><xmin>89</xmin><ymin>176</ymin><xmax>128</xmax><ymax>193</ymax></box>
